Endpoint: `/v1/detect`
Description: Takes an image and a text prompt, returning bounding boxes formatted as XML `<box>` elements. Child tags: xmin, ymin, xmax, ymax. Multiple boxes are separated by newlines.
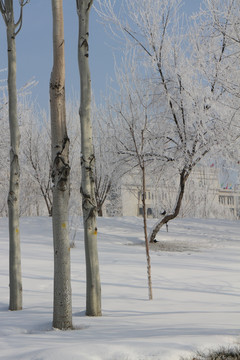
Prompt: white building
<box><xmin>106</xmin><ymin>165</ymin><xmax>240</xmax><ymax>220</ymax></box>
<box><xmin>218</xmin><ymin>187</ymin><xmax>240</xmax><ymax>219</ymax></box>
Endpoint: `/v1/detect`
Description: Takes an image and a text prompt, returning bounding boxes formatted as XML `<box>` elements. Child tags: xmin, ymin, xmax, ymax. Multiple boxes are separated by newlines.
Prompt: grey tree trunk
<box><xmin>76</xmin><ymin>0</ymin><xmax>102</xmax><ymax>316</ymax></box>
<box><xmin>149</xmin><ymin>169</ymin><xmax>190</xmax><ymax>243</ymax></box>
<box><xmin>50</xmin><ymin>0</ymin><xmax>72</xmax><ymax>329</ymax></box>
<box><xmin>7</xmin><ymin>12</ymin><xmax>22</xmax><ymax>312</ymax></box>
<box><xmin>0</xmin><ymin>0</ymin><xmax>23</xmax><ymax>311</ymax></box>
<box><xmin>142</xmin><ymin>162</ymin><xmax>153</xmax><ymax>300</ymax></box>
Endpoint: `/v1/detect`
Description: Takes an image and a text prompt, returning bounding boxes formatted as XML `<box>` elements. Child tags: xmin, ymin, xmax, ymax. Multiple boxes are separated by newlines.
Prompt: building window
<box><xmin>219</xmin><ymin>196</ymin><xmax>225</xmax><ymax>205</ymax></box>
<box><xmin>147</xmin><ymin>208</ymin><xmax>152</xmax><ymax>216</ymax></box>
<box><xmin>138</xmin><ymin>191</ymin><xmax>141</xmax><ymax>201</ymax></box>
<box><xmin>219</xmin><ymin>195</ymin><xmax>234</xmax><ymax>206</ymax></box>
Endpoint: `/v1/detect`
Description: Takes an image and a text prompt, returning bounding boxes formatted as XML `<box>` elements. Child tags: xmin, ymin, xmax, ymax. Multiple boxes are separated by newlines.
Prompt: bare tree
<box><xmin>50</xmin><ymin>0</ymin><xmax>72</xmax><ymax>329</ymax></box>
<box><xmin>94</xmin><ymin>168</ymin><xmax>111</xmax><ymax>216</ymax></box>
<box><xmin>92</xmin><ymin>103</ymin><xmax>122</xmax><ymax>217</ymax></box>
<box><xmin>21</xmin><ymin>110</ymin><xmax>52</xmax><ymax>216</ymax></box>
<box><xmin>200</xmin><ymin>0</ymin><xmax>240</xmax><ymax>101</ymax></box>
<box><xmin>0</xmin><ymin>76</ymin><xmax>42</xmax><ymax>217</ymax></box>
<box><xmin>76</xmin><ymin>0</ymin><xmax>102</xmax><ymax>316</ymax></box>
<box><xmin>105</xmin><ymin>61</ymin><xmax>157</xmax><ymax>298</ymax></box>
<box><xmin>0</xmin><ymin>0</ymin><xmax>29</xmax><ymax>311</ymax></box>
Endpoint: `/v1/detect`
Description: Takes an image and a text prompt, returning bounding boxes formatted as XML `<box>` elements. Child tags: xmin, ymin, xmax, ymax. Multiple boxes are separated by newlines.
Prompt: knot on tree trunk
<box><xmin>52</xmin><ymin>154</ymin><xmax>70</xmax><ymax>191</ymax></box>
<box><xmin>8</xmin><ymin>191</ymin><xmax>17</xmax><ymax>205</ymax></box>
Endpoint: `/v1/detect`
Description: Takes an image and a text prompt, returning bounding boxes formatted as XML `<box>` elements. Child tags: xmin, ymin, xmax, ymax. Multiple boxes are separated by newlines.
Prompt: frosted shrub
<box><xmin>181</xmin><ymin>346</ymin><xmax>240</xmax><ymax>360</ymax></box>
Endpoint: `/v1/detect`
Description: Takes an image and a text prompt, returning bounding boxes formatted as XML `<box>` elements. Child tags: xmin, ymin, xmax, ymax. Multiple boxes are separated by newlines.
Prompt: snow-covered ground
<box><xmin>0</xmin><ymin>216</ymin><xmax>239</xmax><ymax>360</ymax></box>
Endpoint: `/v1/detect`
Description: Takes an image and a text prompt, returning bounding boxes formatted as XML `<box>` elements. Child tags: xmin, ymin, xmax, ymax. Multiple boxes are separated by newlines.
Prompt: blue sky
<box><xmin>0</xmin><ymin>1</ymin><xmax>201</xmax><ymax>111</ymax></box>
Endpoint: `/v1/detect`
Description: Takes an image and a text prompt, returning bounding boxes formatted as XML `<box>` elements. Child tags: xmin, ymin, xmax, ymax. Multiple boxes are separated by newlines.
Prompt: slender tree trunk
<box><xmin>76</xmin><ymin>0</ymin><xmax>102</xmax><ymax>316</ymax></box>
<box><xmin>4</xmin><ymin>0</ymin><xmax>23</xmax><ymax>311</ymax></box>
<box><xmin>39</xmin><ymin>186</ymin><xmax>52</xmax><ymax>216</ymax></box>
<box><xmin>97</xmin><ymin>206</ymin><xmax>103</xmax><ymax>217</ymax></box>
<box><xmin>149</xmin><ymin>169</ymin><xmax>190</xmax><ymax>243</ymax></box>
<box><xmin>50</xmin><ymin>0</ymin><xmax>72</xmax><ymax>329</ymax></box>
<box><xmin>142</xmin><ymin>162</ymin><xmax>153</xmax><ymax>300</ymax></box>
<box><xmin>95</xmin><ymin>173</ymin><xmax>111</xmax><ymax>217</ymax></box>
<box><xmin>44</xmin><ymin>193</ymin><xmax>52</xmax><ymax>217</ymax></box>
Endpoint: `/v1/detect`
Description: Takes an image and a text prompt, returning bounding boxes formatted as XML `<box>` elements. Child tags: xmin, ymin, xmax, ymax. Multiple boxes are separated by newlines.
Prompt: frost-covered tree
<box><xmin>21</xmin><ymin>108</ymin><xmax>52</xmax><ymax>216</ymax></box>
<box><xmin>20</xmin><ymin>98</ymin><xmax>82</xmax><ymax>218</ymax></box>
<box><xmin>92</xmin><ymin>101</ymin><xmax>123</xmax><ymax>217</ymax></box>
<box><xmin>201</xmin><ymin>0</ymin><xmax>240</xmax><ymax>99</ymax></box>
<box><xmin>96</xmin><ymin>0</ymin><xmax>239</xmax><ymax>243</ymax></box>
<box><xmin>76</xmin><ymin>0</ymin><xmax>101</xmax><ymax>316</ymax></box>
<box><xmin>0</xmin><ymin>0</ymin><xmax>29</xmax><ymax>311</ymax></box>
<box><xmin>0</xmin><ymin>74</ymin><xmax>40</xmax><ymax>217</ymax></box>
<box><xmin>50</xmin><ymin>0</ymin><xmax>72</xmax><ymax>329</ymax></box>
<box><xmin>94</xmin><ymin>139</ymin><xmax>112</xmax><ymax>217</ymax></box>
<box><xmin>104</xmin><ymin>61</ymin><xmax>160</xmax><ymax>298</ymax></box>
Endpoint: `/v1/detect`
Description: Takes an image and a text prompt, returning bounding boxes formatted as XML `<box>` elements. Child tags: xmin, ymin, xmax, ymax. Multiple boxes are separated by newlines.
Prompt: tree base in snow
<box><xmin>148</xmin><ymin>240</ymin><xmax>200</xmax><ymax>253</ymax></box>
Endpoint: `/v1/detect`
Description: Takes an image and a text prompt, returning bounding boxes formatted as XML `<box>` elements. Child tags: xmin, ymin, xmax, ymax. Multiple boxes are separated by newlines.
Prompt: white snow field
<box><xmin>0</xmin><ymin>216</ymin><xmax>239</xmax><ymax>360</ymax></box>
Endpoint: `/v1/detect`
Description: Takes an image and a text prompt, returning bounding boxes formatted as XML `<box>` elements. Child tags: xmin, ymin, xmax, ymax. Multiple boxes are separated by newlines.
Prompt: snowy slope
<box><xmin>0</xmin><ymin>216</ymin><xmax>239</xmax><ymax>360</ymax></box>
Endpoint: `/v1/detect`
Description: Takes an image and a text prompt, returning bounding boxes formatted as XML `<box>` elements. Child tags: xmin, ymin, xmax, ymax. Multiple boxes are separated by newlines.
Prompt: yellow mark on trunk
<box><xmin>16</xmin><ymin>228</ymin><xmax>19</xmax><ymax>234</ymax></box>
<box><xmin>94</xmin><ymin>227</ymin><xmax>97</xmax><ymax>235</ymax></box>
<box><xmin>62</xmin><ymin>222</ymin><xmax>66</xmax><ymax>229</ymax></box>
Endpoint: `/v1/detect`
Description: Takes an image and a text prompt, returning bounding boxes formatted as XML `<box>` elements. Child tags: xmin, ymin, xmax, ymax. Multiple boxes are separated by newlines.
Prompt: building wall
<box><xmin>117</xmin><ymin>166</ymin><xmax>240</xmax><ymax>220</ymax></box>
<box><xmin>218</xmin><ymin>188</ymin><xmax>240</xmax><ymax>219</ymax></box>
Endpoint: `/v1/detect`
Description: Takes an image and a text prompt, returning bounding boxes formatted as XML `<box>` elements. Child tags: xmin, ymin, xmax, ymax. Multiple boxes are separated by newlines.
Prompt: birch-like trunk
<box><xmin>76</xmin><ymin>0</ymin><xmax>102</xmax><ymax>316</ymax></box>
<box><xmin>50</xmin><ymin>0</ymin><xmax>72</xmax><ymax>329</ymax></box>
<box><xmin>2</xmin><ymin>0</ymin><xmax>23</xmax><ymax>311</ymax></box>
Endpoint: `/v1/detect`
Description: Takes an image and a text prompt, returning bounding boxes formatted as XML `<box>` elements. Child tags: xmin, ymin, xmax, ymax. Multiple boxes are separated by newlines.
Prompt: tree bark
<box><xmin>3</xmin><ymin>0</ymin><xmax>23</xmax><ymax>311</ymax></box>
<box><xmin>142</xmin><ymin>162</ymin><xmax>153</xmax><ymax>300</ymax></box>
<box><xmin>50</xmin><ymin>0</ymin><xmax>72</xmax><ymax>329</ymax></box>
<box><xmin>76</xmin><ymin>0</ymin><xmax>102</xmax><ymax>316</ymax></box>
<box><xmin>149</xmin><ymin>169</ymin><xmax>190</xmax><ymax>243</ymax></box>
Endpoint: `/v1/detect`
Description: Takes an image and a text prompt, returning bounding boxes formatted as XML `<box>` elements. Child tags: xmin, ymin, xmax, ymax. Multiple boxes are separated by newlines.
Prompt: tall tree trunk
<box><xmin>76</xmin><ymin>0</ymin><xmax>102</xmax><ymax>317</ymax></box>
<box><xmin>50</xmin><ymin>0</ymin><xmax>72</xmax><ymax>329</ymax></box>
<box><xmin>149</xmin><ymin>169</ymin><xmax>190</xmax><ymax>243</ymax></box>
<box><xmin>142</xmin><ymin>162</ymin><xmax>153</xmax><ymax>300</ymax></box>
<box><xmin>4</xmin><ymin>0</ymin><xmax>22</xmax><ymax>311</ymax></box>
